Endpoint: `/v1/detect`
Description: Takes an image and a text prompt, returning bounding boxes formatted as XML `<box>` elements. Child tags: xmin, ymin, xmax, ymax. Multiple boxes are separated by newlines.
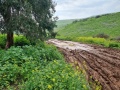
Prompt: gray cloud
<box><xmin>53</xmin><ymin>0</ymin><xmax>120</xmax><ymax>20</ymax></box>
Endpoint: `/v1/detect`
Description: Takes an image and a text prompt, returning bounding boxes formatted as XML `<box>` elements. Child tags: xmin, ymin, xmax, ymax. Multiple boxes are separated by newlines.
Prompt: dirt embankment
<box><xmin>47</xmin><ymin>39</ymin><xmax>120</xmax><ymax>90</ymax></box>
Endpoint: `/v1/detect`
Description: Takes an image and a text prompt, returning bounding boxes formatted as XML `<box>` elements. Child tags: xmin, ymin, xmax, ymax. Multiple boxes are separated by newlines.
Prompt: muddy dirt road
<box><xmin>47</xmin><ymin>39</ymin><xmax>120</xmax><ymax>90</ymax></box>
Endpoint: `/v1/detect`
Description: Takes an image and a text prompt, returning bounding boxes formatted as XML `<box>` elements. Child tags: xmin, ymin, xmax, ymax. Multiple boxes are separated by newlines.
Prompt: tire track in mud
<box><xmin>47</xmin><ymin>39</ymin><xmax>120</xmax><ymax>90</ymax></box>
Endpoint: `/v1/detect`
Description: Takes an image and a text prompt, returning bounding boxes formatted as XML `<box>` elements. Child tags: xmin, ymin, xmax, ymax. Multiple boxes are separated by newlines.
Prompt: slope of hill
<box><xmin>56</xmin><ymin>12</ymin><xmax>120</xmax><ymax>38</ymax></box>
<box><xmin>54</xmin><ymin>19</ymin><xmax>76</xmax><ymax>31</ymax></box>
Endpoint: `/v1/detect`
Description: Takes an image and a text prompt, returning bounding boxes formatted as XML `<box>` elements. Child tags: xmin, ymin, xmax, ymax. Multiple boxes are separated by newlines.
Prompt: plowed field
<box><xmin>47</xmin><ymin>39</ymin><xmax>120</xmax><ymax>90</ymax></box>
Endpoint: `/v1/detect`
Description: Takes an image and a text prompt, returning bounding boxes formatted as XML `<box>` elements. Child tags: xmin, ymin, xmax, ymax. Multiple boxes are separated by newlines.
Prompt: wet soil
<box><xmin>47</xmin><ymin>39</ymin><xmax>120</xmax><ymax>90</ymax></box>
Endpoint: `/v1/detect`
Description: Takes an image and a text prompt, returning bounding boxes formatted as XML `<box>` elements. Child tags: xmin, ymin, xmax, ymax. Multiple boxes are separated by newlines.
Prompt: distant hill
<box><xmin>54</xmin><ymin>19</ymin><xmax>76</xmax><ymax>31</ymax></box>
<box><xmin>56</xmin><ymin>12</ymin><xmax>120</xmax><ymax>38</ymax></box>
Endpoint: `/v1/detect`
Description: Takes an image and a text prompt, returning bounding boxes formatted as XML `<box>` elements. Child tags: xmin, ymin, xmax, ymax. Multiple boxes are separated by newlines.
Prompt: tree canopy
<box><xmin>0</xmin><ymin>0</ymin><xmax>57</xmax><ymax>48</ymax></box>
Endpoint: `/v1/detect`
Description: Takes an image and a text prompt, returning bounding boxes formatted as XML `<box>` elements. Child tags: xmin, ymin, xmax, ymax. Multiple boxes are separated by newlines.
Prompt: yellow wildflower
<box><xmin>47</xmin><ymin>85</ymin><xmax>52</xmax><ymax>89</ymax></box>
<box><xmin>83</xmin><ymin>85</ymin><xmax>87</xmax><ymax>89</ymax></box>
<box><xmin>76</xmin><ymin>66</ymin><xmax>79</xmax><ymax>69</ymax></box>
<box><xmin>52</xmin><ymin>78</ymin><xmax>55</xmax><ymax>82</ymax></box>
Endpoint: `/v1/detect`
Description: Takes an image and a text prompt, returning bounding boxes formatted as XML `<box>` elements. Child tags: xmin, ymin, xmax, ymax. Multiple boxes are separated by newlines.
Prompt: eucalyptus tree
<box><xmin>0</xmin><ymin>0</ymin><xmax>57</xmax><ymax>49</ymax></box>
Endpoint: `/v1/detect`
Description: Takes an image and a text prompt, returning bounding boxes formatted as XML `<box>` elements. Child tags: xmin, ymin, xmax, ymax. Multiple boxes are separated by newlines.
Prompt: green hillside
<box><xmin>56</xmin><ymin>12</ymin><xmax>120</xmax><ymax>39</ymax></box>
<box><xmin>54</xmin><ymin>19</ymin><xmax>76</xmax><ymax>31</ymax></box>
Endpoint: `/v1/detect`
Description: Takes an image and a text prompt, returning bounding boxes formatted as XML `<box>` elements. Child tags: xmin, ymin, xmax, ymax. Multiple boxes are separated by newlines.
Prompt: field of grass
<box><xmin>56</xmin><ymin>12</ymin><xmax>120</xmax><ymax>38</ymax></box>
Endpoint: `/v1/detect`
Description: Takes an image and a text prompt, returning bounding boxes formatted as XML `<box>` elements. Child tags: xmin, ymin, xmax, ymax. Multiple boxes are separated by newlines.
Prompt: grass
<box><xmin>58</xmin><ymin>36</ymin><xmax>120</xmax><ymax>49</ymax></box>
<box><xmin>75</xmin><ymin>37</ymin><xmax>120</xmax><ymax>48</ymax></box>
<box><xmin>56</xmin><ymin>12</ymin><xmax>120</xmax><ymax>49</ymax></box>
<box><xmin>56</xmin><ymin>12</ymin><xmax>120</xmax><ymax>39</ymax></box>
<box><xmin>54</xmin><ymin>19</ymin><xmax>76</xmax><ymax>32</ymax></box>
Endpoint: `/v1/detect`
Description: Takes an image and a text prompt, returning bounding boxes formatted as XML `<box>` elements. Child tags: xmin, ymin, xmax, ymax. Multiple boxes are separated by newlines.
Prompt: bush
<box><xmin>109</xmin><ymin>42</ymin><xmax>119</xmax><ymax>48</ymax></box>
<box><xmin>14</xmin><ymin>35</ymin><xmax>30</xmax><ymax>46</ymax></box>
<box><xmin>74</xmin><ymin>37</ymin><xmax>107</xmax><ymax>45</ymax></box>
<box><xmin>111</xmin><ymin>36</ymin><xmax>120</xmax><ymax>41</ymax></box>
<box><xmin>72</xmin><ymin>20</ymin><xmax>78</xmax><ymax>23</ymax></box>
<box><xmin>116</xmin><ymin>36</ymin><xmax>120</xmax><ymax>41</ymax></box>
<box><xmin>0</xmin><ymin>34</ymin><xmax>31</xmax><ymax>48</ymax></box>
<box><xmin>50</xmin><ymin>32</ymin><xmax>58</xmax><ymax>38</ymax></box>
<box><xmin>95</xmin><ymin>15</ymin><xmax>101</xmax><ymax>18</ymax></box>
<box><xmin>94</xmin><ymin>33</ymin><xmax>109</xmax><ymax>39</ymax></box>
<box><xmin>0</xmin><ymin>34</ymin><xmax>6</xmax><ymax>48</ymax></box>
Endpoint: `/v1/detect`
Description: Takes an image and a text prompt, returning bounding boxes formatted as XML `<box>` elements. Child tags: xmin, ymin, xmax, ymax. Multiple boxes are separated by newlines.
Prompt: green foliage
<box><xmin>0</xmin><ymin>0</ymin><xmax>57</xmax><ymax>42</ymax></box>
<box><xmin>50</xmin><ymin>32</ymin><xmax>58</xmax><ymax>38</ymax></box>
<box><xmin>74</xmin><ymin>37</ymin><xmax>108</xmax><ymax>45</ymax></box>
<box><xmin>94</xmin><ymin>33</ymin><xmax>109</xmax><ymax>39</ymax></box>
<box><xmin>116</xmin><ymin>36</ymin><xmax>120</xmax><ymax>41</ymax></box>
<box><xmin>111</xmin><ymin>36</ymin><xmax>120</xmax><ymax>41</ymax></box>
<box><xmin>56</xmin><ymin>12</ymin><xmax>120</xmax><ymax>38</ymax></box>
<box><xmin>0</xmin><ymin>44</ymin><xmax>63</xmax><ymax>89</ymax></box>
<box><xmin>0</xmin><ymin>44</ymin><xmax>90</xmax><ymax>90</ymax></box>
<box><xmin>0</xmin><ymin>34</ymin><xmax>6</xmax><ymax>48</ymax></box>
<box><xmin>108</xmin><ymin>42</ymin><xmax>119</xmax><ymax>48</ymax></box>
<box><xmin>54</xmin><ymin>19</ymin><xmax>76</xmax><ymax>32</ymax></box>
<box><xmin>89</xmin><ymin>77</ymin><xmax>102</xmax><ymax>90</ymax></box>
<box><xmin>56</xmin><ymin>12</ymin><xmax>120</xmax><ymax>49</ymax></box>
<box><xmin>22</xmin><ymin>60</ymin><xmax>90</xmax><ymax>90</ymax></box>
<box><xmin>14</xmin><ymin>35</ymin><xmax>30</xmax><ymax>46</ymax></box>
<box><xmin>0</xmin><ymin>34</ymin><xmax>30</xmax><ymax>48</ymax></box>
<box><xmin>59</xmin><ymin>36</ymin><xmax>120</xmax><ymax>49</ymax></box>
<box><xmin>75</xmin><ymin>37</ymin><xmax>120</xmax><ymax>48</ymax></box>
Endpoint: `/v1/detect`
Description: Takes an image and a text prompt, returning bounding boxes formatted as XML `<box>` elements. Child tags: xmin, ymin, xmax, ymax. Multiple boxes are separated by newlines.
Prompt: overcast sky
<box><xmin>53</xmin><ymin>0</ymin><xmax>120</xmax><ymax>20</ymax></box>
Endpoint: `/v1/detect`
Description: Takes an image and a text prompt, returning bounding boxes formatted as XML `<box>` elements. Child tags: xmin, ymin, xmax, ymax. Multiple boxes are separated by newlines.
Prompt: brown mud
<box><xmin>47</xmin><ymin>39</ymin><xmax>120</xmax><ymax>90</ymax></box>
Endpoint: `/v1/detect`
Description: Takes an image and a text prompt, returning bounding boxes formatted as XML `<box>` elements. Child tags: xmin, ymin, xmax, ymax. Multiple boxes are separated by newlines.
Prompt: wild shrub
<box><xmin>50</xmin><ymin>32</ymin><xmax>58</xmax><ymax>38</ymax></box>
<box><xmin>95</xmin><ymin>15</ymin><xmax>101</xmax><ymax>18</ymax></box>
<box><xmin>111</xmin><ymin>36</ymin><xmax>120</xmax><ymax>41</ymax></box>
<box><xmin>109</xmin><ymin>42</ymin><xmax>119</xmax><ymax>48</ymax></box>
<box><xmin>0</xmin><ymin>34</ymin><xmax>31</xmax><ymax>48</ymax></box>
<box><xmin>14</xmin><ymin>35</ymin><xmax>30</xmax><ymax>46</ymax></box>
<box><xmin>72</xmin><ymin>20</ymin><xmax>78</xmax><ymax>23</ymax></box>
<box><xmin>116</xmin><ymin>36</ymin><xmax>120</xmax><ymax>41</ymax></box>
<box><xmin>0</xmin><ymin>34</ymin><xmax>6</xmax><ymax>48</ymax></box>
<box><xmin>94</xmin><ymin>33</ymin><xmax>109</xmax><ymax>39</ymax></box>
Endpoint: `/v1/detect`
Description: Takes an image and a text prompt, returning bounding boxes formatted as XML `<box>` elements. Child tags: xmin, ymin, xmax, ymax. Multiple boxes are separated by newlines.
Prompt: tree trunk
<box><xmin>5</xmin><ymin>32</ymin><xmax>14</xmax><ymax>49</ymax></box>
<box><xmin>2</xmin><ymin>6</ymin><xmax>13</xmax><ymax>49</ymax></box>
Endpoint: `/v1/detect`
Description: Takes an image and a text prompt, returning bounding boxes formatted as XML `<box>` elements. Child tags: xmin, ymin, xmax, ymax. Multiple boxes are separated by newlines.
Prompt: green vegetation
<box><xmin>54</xmin><ymin>19</ymin><xmax>76</xmax><ymax>31</ymax></box>
<box><xmin>14</xmin><ymin>35</ymin><xmax>30</xmax><ymax>47</ymax></box>
<box><xmin>0</xmin><ymin>34</ymin><xmax>30</xmax><ymax>49</ymax></box>
<box><xmin>22</xmin><ymin>60</ymin><xmax>89</xmax><ymax>90</ymax></box>
<box><xmin>59</xmin><ymin>36</ymin><xmax>120</xmax><ymax>48</ymax></box>
<box><xmin>56</xmin><ymin>12</ymin><xmax>120</xmax><ymax>49</ymax></box>
<box><xmin>0</xmin><ymin>1</ymin><xmax>101</xmax><ymax>90</ymax></box>
<box><xmin>0</xmin><ymin>0</ymin><xmax>57</xmax><ymax>48</ymax></box>
<box><xmin>0</xmin><ymin>34</ymin><xmax>6</xmax><ymax>49</ymax></box>
<box><xmin>0</xmin><ymin>42</ymin><xmax>90</xmax><ymax>90</ymax></box>
<box><xmin>57</xmin><ymin>12</ymin><xmax>120</xmax><ymax>38</ymax></box>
